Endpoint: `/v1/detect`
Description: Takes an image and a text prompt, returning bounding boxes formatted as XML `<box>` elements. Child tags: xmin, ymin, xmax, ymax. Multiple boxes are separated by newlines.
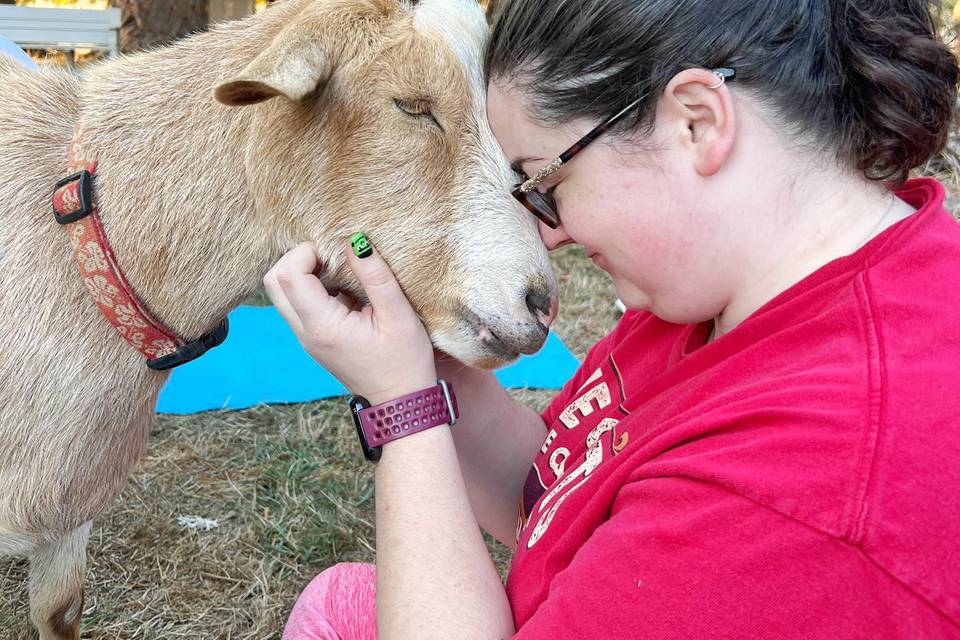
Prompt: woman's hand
<box><xmin>263</xmin><ymin>237</ymin><xmax>437</xmax><ymax>405</ymax></box>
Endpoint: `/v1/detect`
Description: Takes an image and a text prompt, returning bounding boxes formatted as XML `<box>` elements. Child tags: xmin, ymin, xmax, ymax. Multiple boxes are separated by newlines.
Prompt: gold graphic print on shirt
<box><xmin>519</xmin><ymin>360</ymin><xmax>630</xmax><ymax>548</ymax></box>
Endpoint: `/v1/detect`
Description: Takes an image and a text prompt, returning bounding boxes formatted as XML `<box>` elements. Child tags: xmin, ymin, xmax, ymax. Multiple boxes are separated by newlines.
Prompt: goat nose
<box><xmin>526</xmin><ymin>288</ymin><xmax>558</xmax><ymax>330</ymax></box>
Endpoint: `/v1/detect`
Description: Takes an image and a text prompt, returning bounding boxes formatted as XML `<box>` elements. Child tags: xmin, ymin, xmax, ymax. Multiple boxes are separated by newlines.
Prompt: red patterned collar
<box><xmin>52</xmin><ymin>129</ymin><xmax>227</xmax><ymax>370</ymax></box>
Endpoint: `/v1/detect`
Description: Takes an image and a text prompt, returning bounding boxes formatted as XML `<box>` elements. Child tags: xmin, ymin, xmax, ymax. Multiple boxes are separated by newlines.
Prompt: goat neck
<box><xmin>68</xmin><ymin>8</ymin><xmax>305</xmax><ymax>341</ymax></box>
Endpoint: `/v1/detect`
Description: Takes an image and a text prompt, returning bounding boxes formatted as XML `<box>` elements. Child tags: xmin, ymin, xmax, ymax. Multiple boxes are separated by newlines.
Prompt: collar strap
<box><xmin>52</xmin><ymin>130</ymin><xmax>228</xmax><ymax>370</ymax></box>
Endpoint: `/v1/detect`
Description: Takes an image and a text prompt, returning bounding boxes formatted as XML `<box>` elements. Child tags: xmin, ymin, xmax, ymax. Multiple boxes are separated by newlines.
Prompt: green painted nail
<box><xmin>351</xmin><ymin>232</ymin><xmax>373</xmax><ymax>258</ymax></box>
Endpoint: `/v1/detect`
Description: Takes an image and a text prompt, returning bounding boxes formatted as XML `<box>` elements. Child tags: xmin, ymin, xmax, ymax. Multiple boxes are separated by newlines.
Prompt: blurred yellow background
<box><xmin>9</xmin><ymin>0</ymin><xmax>959</xmax><ymax>24</ymax></box>
<box><xmin>13</xmin><ymin>0</ymin><xmax>268</xmax><ymax>11</ymax></box>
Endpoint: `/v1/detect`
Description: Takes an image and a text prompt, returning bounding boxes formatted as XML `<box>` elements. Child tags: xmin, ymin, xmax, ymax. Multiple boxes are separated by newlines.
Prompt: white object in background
<box><xmin>0</xmin><ymin>34</ymin><xmax>36</xmax><ymax>70</ymax></box>
<box><xmin>0</xmin><ymin>5</ymin><xmax>122</xmax><ymax>60</ymax></box>
<box><xmin>177</xmin><ymin>515</ymin><xmax>220</xmax><ymax>532</ymax></box>
<box><xmin>614</xmin><ymin>298</ymin><xmax>626</xmax><ymax>315</ymax></box>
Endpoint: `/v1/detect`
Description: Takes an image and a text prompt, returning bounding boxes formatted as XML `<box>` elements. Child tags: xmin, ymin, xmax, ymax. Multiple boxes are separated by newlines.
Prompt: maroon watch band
<box><xmin>349</xmin><ymin>381</ymin><xmax>458</xmax><ymax>462</ymax></box>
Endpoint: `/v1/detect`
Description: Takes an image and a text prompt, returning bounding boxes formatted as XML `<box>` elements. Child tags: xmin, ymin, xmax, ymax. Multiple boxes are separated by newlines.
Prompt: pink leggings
<box><xmin>282</xmin><ymin>562</ymin><xmax>378</xmax><ymax>640</ymax></box>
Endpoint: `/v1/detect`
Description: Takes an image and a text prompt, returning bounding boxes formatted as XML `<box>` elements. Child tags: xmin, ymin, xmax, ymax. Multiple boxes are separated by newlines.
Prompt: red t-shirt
<box><xmin>507</xmin><ymin>178</ymin><xmax>960</xmax><ymax>639</ymax></box>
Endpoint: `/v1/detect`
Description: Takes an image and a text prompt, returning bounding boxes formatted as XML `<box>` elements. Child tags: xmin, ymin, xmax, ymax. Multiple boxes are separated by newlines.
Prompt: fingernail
<box><xmin>351</xmin><ymin>232</ymin><xmax>373</xmax><ymax>259</ymax></box>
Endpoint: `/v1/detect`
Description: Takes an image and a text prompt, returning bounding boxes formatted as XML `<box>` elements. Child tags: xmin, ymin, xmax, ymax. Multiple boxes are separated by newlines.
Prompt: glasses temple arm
<box><xmin>558</xmin><ymin>95</ymin><xmax>645</xmax><ymax>164</ymax></box>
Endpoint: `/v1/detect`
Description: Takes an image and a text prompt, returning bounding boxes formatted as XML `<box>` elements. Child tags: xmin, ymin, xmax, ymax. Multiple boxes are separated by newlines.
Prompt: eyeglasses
<box><xmin>512</xmin><ymin>67</ymin><xmax>736</xmax><ymax>229</ymax></box>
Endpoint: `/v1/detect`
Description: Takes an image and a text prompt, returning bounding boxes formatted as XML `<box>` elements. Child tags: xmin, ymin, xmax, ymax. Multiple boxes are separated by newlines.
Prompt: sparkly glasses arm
<box><xmin>518</xmin><ymin>158</ymin><xmax>564</xmax><ymax>194</ymax></box>
<box><xmin>518</xmin><ymin>95</ymin><xmax>644</xmax><ymax>194</ymax></box>
<box><xmin>517</xmin><ymin>68</ymin><xmax>734</xmax><ymax>194</ymax></box>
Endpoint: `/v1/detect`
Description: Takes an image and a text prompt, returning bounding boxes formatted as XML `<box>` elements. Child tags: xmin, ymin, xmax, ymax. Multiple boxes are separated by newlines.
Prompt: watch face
<box><xmin>349</xmin><ymin>396</ymin><xmax>381</xmax><ymax>462</ymax></box>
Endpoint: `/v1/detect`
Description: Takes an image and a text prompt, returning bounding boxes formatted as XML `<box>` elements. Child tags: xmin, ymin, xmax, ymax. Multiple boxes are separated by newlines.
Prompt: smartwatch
<box><xmin>349</xmin><ymin>380</ymin><xmax>459</xmax><ymax>462</ymax></box>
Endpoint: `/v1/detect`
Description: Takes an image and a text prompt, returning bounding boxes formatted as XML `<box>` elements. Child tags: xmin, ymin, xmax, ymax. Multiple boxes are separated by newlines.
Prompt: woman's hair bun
<box><xmin>833</xmin><ymin>1</ymin><xmax>959</xmax><ymax>184</ymax></box>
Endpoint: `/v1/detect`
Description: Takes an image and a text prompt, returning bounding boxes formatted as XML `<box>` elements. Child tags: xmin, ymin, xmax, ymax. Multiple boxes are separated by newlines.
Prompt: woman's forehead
<box><xmin>487</xmin><ymin>82</ymin><xmax>562</xmax><ymax>170</ymax></box>
<box><xmin>487</xmin><ymin>83</ymin><xmax>530</xmax><ymax>156</ymax></box>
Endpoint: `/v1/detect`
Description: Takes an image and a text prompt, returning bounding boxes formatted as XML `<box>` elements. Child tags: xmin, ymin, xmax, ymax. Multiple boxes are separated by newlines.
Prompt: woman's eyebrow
<box><xmin>510</xmin><ymin>158</ymin><xmax>542</xmax><ymax>174</ymax></box>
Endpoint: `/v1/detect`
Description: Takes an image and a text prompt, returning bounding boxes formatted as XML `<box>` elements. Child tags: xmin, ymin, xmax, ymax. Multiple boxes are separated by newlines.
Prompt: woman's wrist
<box><xmin>373</xmin><ymin>421</ymin><xmax>515</xmax><ymax>638</ymax></box>
<box><xmin>364</xmin><ymin>373</ymin><xmax>439</xmax><ymax>406</ymax></box>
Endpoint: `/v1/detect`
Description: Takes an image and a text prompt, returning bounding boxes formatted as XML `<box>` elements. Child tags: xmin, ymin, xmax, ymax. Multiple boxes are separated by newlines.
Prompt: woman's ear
<box><xmin>659</xmin><ymin>68</ymin><xmax>736</xmax><ymax>177</ymax></box>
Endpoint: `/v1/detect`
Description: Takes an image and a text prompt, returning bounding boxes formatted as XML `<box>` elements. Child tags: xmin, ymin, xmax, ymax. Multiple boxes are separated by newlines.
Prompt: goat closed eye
<box><xmin>394</xmin><ymin>98</ymin><xmax>441</xmax><ymax>128</ymax></box>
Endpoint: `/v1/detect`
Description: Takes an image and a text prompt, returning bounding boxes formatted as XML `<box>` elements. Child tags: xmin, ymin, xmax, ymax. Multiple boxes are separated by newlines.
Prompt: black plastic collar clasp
<box><xmin>146</xmin><ymin>317</ymin><xmax>229</xmax><ymax>371</ymax></box>
<box><xmin>53</xmin><ymin>170</ymin><xmax>94</xmax><ymax>224</ymax></box>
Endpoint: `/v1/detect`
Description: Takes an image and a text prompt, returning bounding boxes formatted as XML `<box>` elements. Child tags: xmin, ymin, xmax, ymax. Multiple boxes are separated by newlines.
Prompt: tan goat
<box><xmin>0</xmin><ymin>0</ymin><xmax>557</xmax><ymax>637</ymax></box>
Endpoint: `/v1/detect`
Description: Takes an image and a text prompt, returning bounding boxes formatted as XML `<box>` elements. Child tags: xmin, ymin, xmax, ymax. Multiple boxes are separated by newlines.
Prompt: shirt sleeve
<box><xmin>511</xmin><ymin>477</ymin><xmax>922</xmax><ymax>640</ymax></box>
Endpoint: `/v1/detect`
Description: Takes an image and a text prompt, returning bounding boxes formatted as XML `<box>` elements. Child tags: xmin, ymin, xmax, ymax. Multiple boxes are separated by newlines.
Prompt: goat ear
<box><xmin>214</xmin><ymin>22</ymin><xmax>332</xmax><ymax>106</ymax></box>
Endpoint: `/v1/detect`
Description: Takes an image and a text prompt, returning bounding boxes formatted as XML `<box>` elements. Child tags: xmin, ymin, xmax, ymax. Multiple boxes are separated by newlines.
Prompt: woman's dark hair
<box><xmin>485</xmin><ymin>0</ymin><xmax>959</xmax><ymax>186</ymax></box>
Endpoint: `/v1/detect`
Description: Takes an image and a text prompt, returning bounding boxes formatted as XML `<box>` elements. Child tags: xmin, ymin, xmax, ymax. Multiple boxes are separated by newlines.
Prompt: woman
<box><xmin>267</xmin><ymin>0</ymin><xmax>960</xmax><ymax>637</ymax></box>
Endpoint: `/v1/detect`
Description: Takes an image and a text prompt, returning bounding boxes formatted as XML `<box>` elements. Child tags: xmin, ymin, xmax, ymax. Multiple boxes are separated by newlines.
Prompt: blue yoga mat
<box><xmin>156</xmin><ymin>305</ymin><xmax>580</xmax><ymax>414</ymax></box>
<box><xmin>0</xmin><ymin>36</ymin><xmax>38</xmax><ymax>71</ymax></box>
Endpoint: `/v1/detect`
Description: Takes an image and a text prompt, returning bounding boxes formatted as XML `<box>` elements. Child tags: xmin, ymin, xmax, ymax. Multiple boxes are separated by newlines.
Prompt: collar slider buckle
<box><xmin>53</xmin><ymin>170</ymin><xmax>94</xmax><ymax>224</ymax></box>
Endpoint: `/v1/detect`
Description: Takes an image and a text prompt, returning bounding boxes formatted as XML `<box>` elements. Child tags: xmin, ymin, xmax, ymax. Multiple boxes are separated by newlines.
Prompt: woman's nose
<box><xmin>539</xmin><ymin>219</ymin><xmax>574</xmax><ymax>251</ymax></box>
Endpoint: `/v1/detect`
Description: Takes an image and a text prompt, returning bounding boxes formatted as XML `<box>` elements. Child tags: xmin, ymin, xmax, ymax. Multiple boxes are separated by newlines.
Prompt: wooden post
<box><xmin>111</xmin><ymin>0</ymin><xmax>208</xmax><ymax>53</ymax></box>
<box><xmin>209</xmin><ymin>0</ymin><xmax>255</xmax><ymax>23</ymax></box>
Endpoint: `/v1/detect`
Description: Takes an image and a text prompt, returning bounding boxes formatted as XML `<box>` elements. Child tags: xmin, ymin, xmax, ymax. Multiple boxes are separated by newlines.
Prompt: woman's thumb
<box><xmin>347</xmin><ymin>232</ymin><xmax>409</xmax><ymax>312</ymax></box>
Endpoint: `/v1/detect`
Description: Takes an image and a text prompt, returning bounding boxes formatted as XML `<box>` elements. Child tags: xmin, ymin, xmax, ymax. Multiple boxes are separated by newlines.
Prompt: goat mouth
<box><xmin>463</xmin><ymin>309</ymin><xmax>520</xmax><ymax>361</ymax></box>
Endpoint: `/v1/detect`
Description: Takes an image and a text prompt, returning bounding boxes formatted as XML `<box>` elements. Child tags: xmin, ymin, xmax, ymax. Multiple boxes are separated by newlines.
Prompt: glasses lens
<box><xmin>513</xmin><ymin>186</ymin><xmax>560</xmax><ymax>229</ymax></box>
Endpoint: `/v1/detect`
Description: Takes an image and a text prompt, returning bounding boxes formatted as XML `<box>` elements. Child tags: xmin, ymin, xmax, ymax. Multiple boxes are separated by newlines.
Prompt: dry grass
<box><xmin>0</xmin><ymin>246</ymin><xmax>618</xmax><ymax>640</ymax></box>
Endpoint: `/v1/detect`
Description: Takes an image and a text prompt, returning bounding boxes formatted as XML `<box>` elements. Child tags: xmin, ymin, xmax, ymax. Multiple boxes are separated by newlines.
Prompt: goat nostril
<box><xmin>525</xmin><ymin>289</ymin><xmax>557</xmax><ymax>329</ymax></box>
<box><xmin>525</xmin><ymin>289</ymin><xmax>549</xmax><ymax>315</ymax></box>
